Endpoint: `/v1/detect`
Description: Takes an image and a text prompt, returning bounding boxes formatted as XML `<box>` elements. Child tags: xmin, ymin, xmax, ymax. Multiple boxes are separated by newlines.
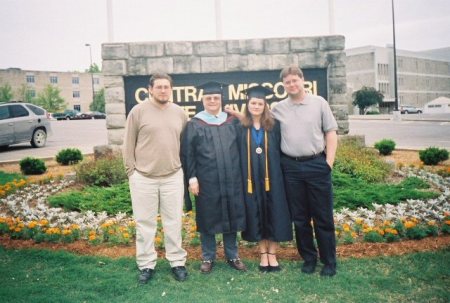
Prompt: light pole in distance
<box><xmin>85</xmin><ymin>43</ymin><xmax>95</xmax><ymax>106</ymax></box>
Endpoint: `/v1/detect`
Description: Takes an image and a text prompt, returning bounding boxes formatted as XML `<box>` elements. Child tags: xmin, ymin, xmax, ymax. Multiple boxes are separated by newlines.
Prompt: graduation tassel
<box><xmin>247</xmin><ymin>129</ymin><xmax>253</xmax><ymax>194</ymax></box>
<box><xmin>247</xmin><ymin>179</ymin><xmax>253</xmax><ymax>194</ymax></box>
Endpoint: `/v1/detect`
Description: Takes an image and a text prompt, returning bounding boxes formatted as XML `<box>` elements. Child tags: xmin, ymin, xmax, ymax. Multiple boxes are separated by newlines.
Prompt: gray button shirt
<box><xmin>272</xmin><ymin>94</ymin><xmax>338</xmax><ymax>157</ymax></box>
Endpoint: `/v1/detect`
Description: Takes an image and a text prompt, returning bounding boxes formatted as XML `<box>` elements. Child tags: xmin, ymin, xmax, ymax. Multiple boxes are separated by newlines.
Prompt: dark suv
<box><xmin>0</xmin><ymin>102</ymin><xmax>52</xmax><ymax>148</ymax></box>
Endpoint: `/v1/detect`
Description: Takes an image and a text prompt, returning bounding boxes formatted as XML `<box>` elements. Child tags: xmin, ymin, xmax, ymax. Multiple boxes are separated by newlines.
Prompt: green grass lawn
<box><xmin>1</xmin><ymin>246</ymin><xmax>449</xmax><ymax>303</ymax></box>
<box><xmin>0</xmin><ymin>171</ymin><xmax>25</xmax><ymax>185</ymax></box>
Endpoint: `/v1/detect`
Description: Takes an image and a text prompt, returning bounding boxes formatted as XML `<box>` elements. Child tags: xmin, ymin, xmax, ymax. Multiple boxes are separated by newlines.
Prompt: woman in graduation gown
<box><xmin>237</xmin><ymin>85</ymin><xmax>293</xmax><ymax>272</ymax></box>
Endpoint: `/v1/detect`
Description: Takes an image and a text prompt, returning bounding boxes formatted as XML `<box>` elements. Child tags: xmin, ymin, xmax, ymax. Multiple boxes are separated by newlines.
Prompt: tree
<box><xmin>352</xmin><ymin>86</ymin><xmax>384</xmax><ymax>115</ymax></box>
<box><xmin>16</xmin><ymin>84</ymin><xmax>34</xmax><ymax>103</ymax></box>
<box><xmin>90</xmin><ymin>88</ymin><xmax>105</xmax><ymax>112</ymax></box>
<box><xmin>0</xmin><ymin>83</ymin><xmax>13</xmax><ymax>103</ymax></box>
<box><xmin>34</xmin><ymin>85</ymin><xmax>66</xmax><ymax>112</ymax></box>
<box><xmin>85</xmin><ymin>63</ymin><xmax>101</xmax><ymax>73</ymax></box>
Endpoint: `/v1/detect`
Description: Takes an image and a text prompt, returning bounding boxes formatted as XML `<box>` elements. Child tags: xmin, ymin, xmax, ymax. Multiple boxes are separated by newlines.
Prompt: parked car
<box><xmin>0</xmin><ymin>102</ymin><xmax>52</xmax><ymax>148</ymax></box>
<box><xmin>400</xmin><ymin>105</ymin><xmax>422</xmax><ymax>114</ymax></box>
<box><xmin>52</xmin><ymin>109</ymin><xmax>80</xmax><ymax>120</ymax></box>
<box><xmin>74</xmin><ymin>111</ymin><xmax>106</xmax><ymax>120</ymax></box>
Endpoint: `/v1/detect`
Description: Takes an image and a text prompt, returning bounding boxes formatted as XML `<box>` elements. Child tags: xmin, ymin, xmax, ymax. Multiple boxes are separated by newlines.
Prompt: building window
<box><xmin>26</xmin><ymin>75</ymin><xmax>35</xmax><ymax>83</ymax></box>
<box><xmin>93</xmin><ymin>78</ymin><xmax>100</xmax><ymax>85</ymax></box>
<box><xmin>72</xmin><ymin>77</ymin><xmax>79</xmax><ymax>84</ymax></box>
<box><xmin>74</xmin><ymin>105</ymin><xmax>81</xmax><ymax>111</ymax></box>
<box><xmin>50</xmin><ymin>76</ymin><xmax>58</xmax><ymax>84</ymax></box>
<box><xmin>28</xmin><ymin>90</ymin><xmax>36</xmax><ymax>98</ymax></box>
<box><xmin>398</xmin><ymin>59</ymin><xmax>403</xmax><ymax>68</ymax></box>
<box><xmin>399</xmin><ymin>77</ymin><xmax>404</xmax><ymax>85</ymax></box>
<box><xmin>73</xmin><ymin>91</ymin><xmax>80</xmax><ymax>98</ymax></box>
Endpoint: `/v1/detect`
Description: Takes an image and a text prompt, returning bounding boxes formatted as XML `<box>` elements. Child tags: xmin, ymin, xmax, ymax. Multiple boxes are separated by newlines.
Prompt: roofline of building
<box><xmin>345</xmin><ymin>45</ymin><xmax>450</xmax><ymax>62</ymax></box>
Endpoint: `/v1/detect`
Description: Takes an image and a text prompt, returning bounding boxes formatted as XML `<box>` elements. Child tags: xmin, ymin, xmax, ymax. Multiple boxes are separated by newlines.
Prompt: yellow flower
<box><xmin>39</xmin><ymin>219</ymin><xmax>49</xmax><ymax>226</ymax></box>
<box><xmin>89</xmin><ymin>235</ymin><xmax>96</xmax><ymax>241</ymax></box>
<box><xmin>445</xmin><ymin>220</ymin><xmax>450</xmax><ymax>226</ymax></box>
<box><xmin>363</xmin><ymin>227</ymin><xmax>373</xmax><ymax>233</ymax></box>
<box><xmin>427</xmin><ymin>220</ymin><xmax>436</xmax><ymax>226</ymax></box>
<box><xmin>14</xmin><ymin>227</ymin><xmax>22</xmax><ymax>233</ymax></box>
<box><xmin>383</xmin><ymin>220</ymin><xmax>392</xmax><ymax>226</ymax></box>
<box><xmin>123</xmin><ymin>233</ymin><xmax>130</xmax><ymax>239</ymax></box>
<box><xmin>404</xmin><ymin>221</ymin><xmax>416</xmax><ymax>229</ymax></box>
<box><xmin>27</xmin><ymin>221</ymin><xmax>37</xmax><ymax>229</ymax></box>
<box><xmin>62</xmin><ymin>229</ymin><xmax>72</xmax><ymax>235</ymax></box>
<box><xmin>354</xmin><ymin>218</ymin><xmax>364</xmax><ymax>225</ymax></box>
<box><xmin>70</xmin><ymin>224</ymin><xmax>80</xmax><ymax>230</ymax></box>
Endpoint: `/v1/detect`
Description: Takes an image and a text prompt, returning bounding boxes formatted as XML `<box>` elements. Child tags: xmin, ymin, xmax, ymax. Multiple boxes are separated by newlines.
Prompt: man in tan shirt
<box><xmin>123</xmin><ymin>73</ymin><xmax>188</xmax><ymax>284</ymax></box>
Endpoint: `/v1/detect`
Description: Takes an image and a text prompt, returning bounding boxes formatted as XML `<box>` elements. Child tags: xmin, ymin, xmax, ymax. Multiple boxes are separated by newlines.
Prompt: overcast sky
<box><xmin>1</xmin><ymin>0</ymin><xmax>449</xmax><ymax>72</ymax></box>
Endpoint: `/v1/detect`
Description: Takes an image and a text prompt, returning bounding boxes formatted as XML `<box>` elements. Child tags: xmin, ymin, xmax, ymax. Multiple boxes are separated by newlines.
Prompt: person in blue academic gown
<box><xmin>181</xmin><ymin>81</ymin><xmax>247</xmax><ymax>274</ymax></box>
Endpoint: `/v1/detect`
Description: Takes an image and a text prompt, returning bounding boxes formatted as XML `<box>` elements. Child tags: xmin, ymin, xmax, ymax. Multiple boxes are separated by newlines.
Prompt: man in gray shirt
<box><xmin>272</xmin><ymin>65</ymin><xmax>338</xmax><ymax>277</ymax></box>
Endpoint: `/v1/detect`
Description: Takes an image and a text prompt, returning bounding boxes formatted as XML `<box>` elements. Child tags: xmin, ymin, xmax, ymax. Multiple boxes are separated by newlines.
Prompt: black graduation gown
<box><xmin>237</xmin><ymin>120</ymin><xmax>293</xmax><ymax>242</ymax></box>
<box><xmin>181</xmin><ymin>115</ymin><xmax>246</xmax><ymax>235</ymax></box>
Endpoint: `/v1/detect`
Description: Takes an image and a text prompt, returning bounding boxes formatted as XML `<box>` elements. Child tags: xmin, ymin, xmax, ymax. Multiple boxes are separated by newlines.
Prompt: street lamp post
<box><xmin>391</xmin><ymin>0</ymin><xmax>400</xmax><ymax>119</ymax></box>
<box><xmin>85</xmin><ymin>43</ymin><xmax>95</xmax><ymax>105</ymax></box>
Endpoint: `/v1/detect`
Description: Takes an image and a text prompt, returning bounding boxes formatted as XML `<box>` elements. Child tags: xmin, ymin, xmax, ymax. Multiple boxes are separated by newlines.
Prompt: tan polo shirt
<box><xmin>272</xmin><ymin>94</ymin><xmax>338</xmax><ymax>157</ymax></box>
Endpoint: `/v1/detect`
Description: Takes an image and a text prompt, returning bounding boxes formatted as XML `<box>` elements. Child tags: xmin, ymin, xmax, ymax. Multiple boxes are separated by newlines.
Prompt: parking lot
<box><xmin>0</xmin><ymin>115</ymin><xmax>449</xmax><ymax>163</ymax></box>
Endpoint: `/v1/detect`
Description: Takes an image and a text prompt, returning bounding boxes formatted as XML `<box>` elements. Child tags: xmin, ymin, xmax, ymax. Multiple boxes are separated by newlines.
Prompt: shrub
<box><xmin>419</xmin><ymin>147</ymin><xmax>449</xmax><ymax>165</ymax></box>
<box><xmin>374</xmin><ymin>139</ymin><xmax>396</xmax><ymax>156</ymax></box>
<box><xmin>75</xmin><ymin>155</ymin><xmax>127</xmax><ymax>187</ymax></box>
<box><xmin>365</xmin><ymin>110</ymin><xmax>380</xmax><ymax>115</ymax></box>
<box><xmin>334</xmin><ymin>140</ymin><xmax>392</xmax><ymax>182</ymax></box>
<box><xmin>56</xmin><ymin>148</ymin><xmax>83</xmax><ymax>165</ymax></box>
<box><xmin>19</xmin><ymin>157</ymin><xmax>47</xmax><ymax>175</ymax></box>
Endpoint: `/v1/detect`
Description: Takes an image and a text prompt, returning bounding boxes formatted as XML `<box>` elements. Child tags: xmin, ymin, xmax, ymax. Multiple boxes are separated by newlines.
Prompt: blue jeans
<box><xmin>200</xmin><ymin>232</ymin><xmax>239</xmax><ymax>261</ymax></box>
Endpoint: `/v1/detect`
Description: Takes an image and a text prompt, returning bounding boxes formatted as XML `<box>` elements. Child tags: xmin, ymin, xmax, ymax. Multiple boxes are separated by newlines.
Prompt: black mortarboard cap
<box><xmin>243</xmin><ymin>85</ymin><xmax>273</xmax><ymax>99</ymax></box>
<box><xmin>197</xmin><ymin>81</ymin><xmax>228</xmax><ymax>95</ymax></box>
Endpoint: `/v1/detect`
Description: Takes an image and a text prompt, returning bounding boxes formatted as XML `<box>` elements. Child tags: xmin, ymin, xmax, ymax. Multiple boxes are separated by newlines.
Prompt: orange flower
<box><xmin>27</xmin><ymin>221</ymin><xmax>37</xmax><ymax>229</ymax></box>
<box><xmin>89</xmin><ymin>235</ymin><xmax>96</xmax><ymax>241</ymax></box>
<box><xmin>404</xmin><ymin>221</ymin><xmax>416</xmax><ymax>229</ymax></box>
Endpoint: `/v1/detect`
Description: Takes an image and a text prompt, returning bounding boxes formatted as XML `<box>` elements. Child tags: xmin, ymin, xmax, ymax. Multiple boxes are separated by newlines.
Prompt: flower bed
<box><xmin>0</xmin><ymin>168</ymin><xmax>449</xmax><ymax>246</ymax></box>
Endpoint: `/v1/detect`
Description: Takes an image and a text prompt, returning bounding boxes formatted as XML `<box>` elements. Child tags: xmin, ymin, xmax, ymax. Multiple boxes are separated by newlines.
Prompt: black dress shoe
<box><xmin>259</xmin><ymin>265</ymin><xmax>270</xmax><ymax>272</ymax></box>
<box><xmin>268</xmin><ymin>253</ymin><xmax>281</xmax><ymax>272</ymax></box>
<box><xmin>320</xmin><ymin>264</ymin><xmax>336</xmax><ymax>277</ymax></box>
<box><xmin>138</xmin><ymin>268</ymin><xmax>154</xmax><ymax>284</ymax></box>
<box><xmin>269</xmin><ymin>265</ymin><xmax>281</xmax><ymax>272</ymax></box>
<box><xmin>301</xmin><ymin>260</ymin><xmax>317</xmax><ymax>274</ymax></box>
<box><xmin>171</xmin><ymin>266</ymin><xmax>188</xmax><ymax>281</ymax></box>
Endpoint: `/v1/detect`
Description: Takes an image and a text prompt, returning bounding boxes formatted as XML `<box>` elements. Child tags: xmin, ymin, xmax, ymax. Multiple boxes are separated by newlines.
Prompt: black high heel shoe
<box><xmin>268</xmin><ymin>253</ymin><xmax>281</xmax><ymax>272</ymax></box>
<box><xmin>259</xmin><ymin>252</ymin><xmax>270</xmax><ymax>272</ymax></box>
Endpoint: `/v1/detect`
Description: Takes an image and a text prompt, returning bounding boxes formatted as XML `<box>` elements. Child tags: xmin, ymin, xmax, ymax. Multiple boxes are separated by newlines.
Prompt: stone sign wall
<box><xmin>102</xmin><ymin>36</ymin><xmax>348</xmax><ymax>147</ymax></box>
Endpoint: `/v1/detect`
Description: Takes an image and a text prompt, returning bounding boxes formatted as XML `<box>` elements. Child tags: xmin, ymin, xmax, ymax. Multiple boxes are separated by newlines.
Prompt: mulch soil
<box><xmin>1</xmin><ymin>235</ymin><xmax>449</xmax><ymax>260</ymax></box>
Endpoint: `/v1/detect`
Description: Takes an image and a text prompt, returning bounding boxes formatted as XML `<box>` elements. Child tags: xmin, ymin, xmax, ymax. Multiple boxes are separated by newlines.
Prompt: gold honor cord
<box><xmin>264</xmin><ymin>131</ymin><xmax>270</xmax><ymax>192</ymax></box>
<box><xmin>247</xmin><ymin>129</ymin><xmax>270</xmax><ymax>194</ymax></box>
<box><xmin>247</xmin><ymin>129</ymin><xmax>253</xmax><ymax>194</ymax></box>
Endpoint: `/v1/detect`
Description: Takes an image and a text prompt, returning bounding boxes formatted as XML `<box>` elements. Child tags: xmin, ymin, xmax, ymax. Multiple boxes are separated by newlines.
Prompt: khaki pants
<box><xmin>129</xmin><ymin>169</ymin><xmax>187</xmax><ymax>270</ymax></box>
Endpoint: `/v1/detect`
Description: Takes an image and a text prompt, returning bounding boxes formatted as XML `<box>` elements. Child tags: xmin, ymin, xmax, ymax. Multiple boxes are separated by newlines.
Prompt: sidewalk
<box><xmin>349</xmin><ymin>113</ymin><xmax>450</xmax><ymax>122</ymax></box>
